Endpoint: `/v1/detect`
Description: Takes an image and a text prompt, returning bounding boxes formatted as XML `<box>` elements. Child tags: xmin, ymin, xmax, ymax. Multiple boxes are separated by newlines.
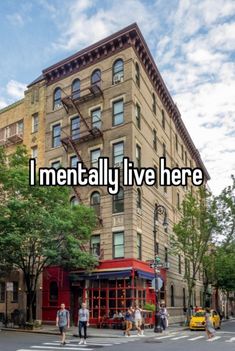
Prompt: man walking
<box><xmin>78</xmin><ymin>302</ymin><xmax>89</xmax><ymax>345</ymax></box>
<box><xmin>56</xmin><ymin>303</ymin><xmax>70</xmax><ymax>345</ymax></box>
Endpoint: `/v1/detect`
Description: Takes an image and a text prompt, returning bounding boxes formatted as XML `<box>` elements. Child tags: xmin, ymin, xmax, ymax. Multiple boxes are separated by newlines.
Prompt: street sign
<box><xmin>151</xmin><ymin>277</ymin><xmax>163</xmax><ymax>291</ymax></box>
<box><xmin>6</xmin><ymin>282</ymin><xmax>13</xmax><ymax>291</ymax></box>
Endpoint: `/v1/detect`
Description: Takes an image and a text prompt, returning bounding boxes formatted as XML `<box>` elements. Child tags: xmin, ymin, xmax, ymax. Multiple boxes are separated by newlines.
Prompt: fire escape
<box><xmin>61</xmin><ymin>83</ymin><xmax>104</xmax><ymax>238</ymax></box>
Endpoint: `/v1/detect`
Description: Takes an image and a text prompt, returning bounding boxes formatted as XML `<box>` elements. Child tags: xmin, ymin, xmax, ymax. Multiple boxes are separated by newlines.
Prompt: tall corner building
<box><xmin>0</xmin><ymin>23</ymin><xmax>210</xmax><ymax>325</ymax></box>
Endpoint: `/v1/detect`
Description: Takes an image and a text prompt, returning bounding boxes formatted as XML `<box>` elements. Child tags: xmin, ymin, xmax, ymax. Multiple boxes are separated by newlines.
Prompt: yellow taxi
<box><xmin>189</xmin><ymin>309</ymin><xmax>221</xmax><ymax>330</ymax></box>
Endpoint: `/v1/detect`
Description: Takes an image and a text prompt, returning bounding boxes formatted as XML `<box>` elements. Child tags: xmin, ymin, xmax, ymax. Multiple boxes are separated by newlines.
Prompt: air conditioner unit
<box><xmin>137</xmin><ymin>208</ymin><xmax>142</xmax><ymax>215</ymax></box>
<box><xmin>113</xmin><ymin>74</ymin><xmax>124</xmax><ymax>84</ymax></box>
<box><xmin>164</xmin><ymin>262</ymin><xmax>170</xmax><ymax>269</ymax></box>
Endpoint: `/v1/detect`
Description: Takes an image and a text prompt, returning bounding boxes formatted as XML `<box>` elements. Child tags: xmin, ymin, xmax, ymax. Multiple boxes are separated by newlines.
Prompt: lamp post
<box><xmin>153</xmin><ymin>203</ymin><xmax>168</xmax><ymax>333</ymax></box>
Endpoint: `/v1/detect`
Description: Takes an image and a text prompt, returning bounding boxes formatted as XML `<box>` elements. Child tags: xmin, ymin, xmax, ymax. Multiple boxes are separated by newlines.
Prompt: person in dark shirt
<box><xmin>124</xmin><ymin>308</ymin><xmax>133</xmax><ymax>337</ymax></box>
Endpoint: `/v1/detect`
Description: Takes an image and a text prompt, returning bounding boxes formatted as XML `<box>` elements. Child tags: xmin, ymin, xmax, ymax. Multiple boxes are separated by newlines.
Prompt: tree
<box><xmin>0</xmin><ymin>146</ymin><xmax>97</xmax><ymax>322</ymax></box>
<box><xmin>171</xmin><ymin>189</ymin><xmax>217</xmax><ymax>323</ymax></box>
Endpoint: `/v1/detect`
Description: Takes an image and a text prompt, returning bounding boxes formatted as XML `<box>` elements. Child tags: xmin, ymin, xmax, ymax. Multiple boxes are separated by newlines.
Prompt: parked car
<box><xmin>189</xmin><ymin>309</ymin><xmax>221</xmax><ymax>330</ymax></box>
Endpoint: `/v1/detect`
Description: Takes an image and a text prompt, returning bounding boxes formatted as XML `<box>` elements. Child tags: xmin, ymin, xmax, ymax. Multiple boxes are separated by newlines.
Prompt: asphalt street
<box><xmin>0</xmin><ymin>319</ymin><xmax>234</xmax><ymax>351</ymax></box>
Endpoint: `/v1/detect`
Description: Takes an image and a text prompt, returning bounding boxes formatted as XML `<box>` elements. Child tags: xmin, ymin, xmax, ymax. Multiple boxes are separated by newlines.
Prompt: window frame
<box><xmin>136</xmin><ymin>103</ymin><xmax>141</xmax><ymax>129</ymax></box>
<box><xmin>152</xmin><ymin>93</ymin><xmax>156</xmax><ymax>114</ymax></box>
<box><xmin>137</xmin><ymin>233</ymin><xmax>142</xmax><ymax>260</ymax></box>
<box><xmin>162</xmin><ymin>109</ymin><xmax>165</xmax><ymax>129</ymax></box>
<box><xmin>113</xmin><ymin>59</ymin><xmax>124</xmax><ymax>83</ymax></box>
<box><xmin>91</xmin><ymin>107</ymin><xmax>101</xmax><ymax>129</ymax></box>
<box><xmin>112</xmin><ymin>187</ymin><xmax>124</xmax><ymax>214</ymax></box>
<box><xmin>90</xmin><ymin>148</ymin><xmax>101</xmax><ymax>168</ymax></box>
<box><xmin>72</xmin><ymin>79</ymin><xmax>80</xmax><ymax>100</ymax></box>
<box><xmin>137</xmin><ymin>188</ymin><xmax>142</xmax><ymax>209</ymax></box>
<box><xmin>113</xmin><ymin>231</ymin><xmax>124</xmax><ymax>259</ymax></box>
<box><xmin>112</xmin><ymin>141</ymin><xmax>124</xmax><ymax>167</ymax></box>
<box><xmin>32</xmin><ymin>113</ymin><xmax>39</xmax><ymax>133</ymax></box>
<box><xmin>135</xmin><ymin>62</ymin><xmax>140</xmax><ymax>87</ymax></box>
<box><xmin>90</xmin><ymin>191</ymin><xmax>101</xmax><ymax>216</ymax></box>
<box><xmin>52</xmin><ymin>123</ymin><xmax>61</xmax><ymax>148</ymax></box>
<box><xmin>91</xmin><ymin>69</ymin><xmax>101</xmax><ymax>87</ymax></box>
<box><xmin>71</xmin><ymin>116</ymin><xmax>80</xmax><ymax>141</ymax></box>
<box><xmin>153</xmin><ymin>129</ymin><xmax>157</xmax><ymax>151</ymax></box>
<box><xmin>53</xmin><ymin>88</ymin><xmax>62</xmax><ymax>110</ymax></box>
<box><xmin>112</xmin><ymin>99</ymin><xmax>124</xmax><ymax>126</ymax></box>
<box><xmin>136</xmin><ymin>144</ymin><xmax>141</xmax><ymax>169</ymax></box>
<box><xmin>90</xmin><ymin>234</ymin><xmax>101</xmax><ymax>257</ymax></box>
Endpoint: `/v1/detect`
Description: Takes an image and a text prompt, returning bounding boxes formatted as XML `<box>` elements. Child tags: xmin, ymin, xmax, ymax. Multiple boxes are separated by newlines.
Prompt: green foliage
<box><xmin>0</xmin><ymin>146</ymin><xmax>97</xmax><ymax>320</ymax></box>
<box><xmin>143</xmin><ymin>303</ymin><xmax>155</xmax><ymax>312</ymax></box>
<box><xmin>171</xmin><ymin>189</ymin><xmax>217</xmax><ymax>318</ymax></box>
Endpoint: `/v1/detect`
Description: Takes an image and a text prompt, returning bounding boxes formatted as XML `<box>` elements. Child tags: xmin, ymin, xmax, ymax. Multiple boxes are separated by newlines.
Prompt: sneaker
<box><xmin>79</xmin><ymin>339</ymin><xmax>83</xmax><ymax>345</ymax></box>
<box><xmin>125</xmin><ymin>334</ymin><xmax>128</xmax><ymax>337</ymax></box>
<box><xmin>84</xmin><ymin>340</ymin><xmax>87</xmax><ymax>345</ymax></box>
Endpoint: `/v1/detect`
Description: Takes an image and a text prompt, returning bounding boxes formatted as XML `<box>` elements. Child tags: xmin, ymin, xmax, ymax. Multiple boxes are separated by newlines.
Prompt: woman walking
<box><xmin>205</xmin><ymin>308</ymin><xmax>215</xmax><ymax>339</ymax></box>
<box><xmin>160</xmin><ymin>304</ymin><xmax>168</xmax><ymax>331</ymax></box>
<box><xmin>124</xmin><ymin>308</ymin><xmax>133</xmax><ymax>337</ymax></box>
<box><xmin>133</xmin><ymin>305</ymin><xmax>144</xmax><ymax>336</ymax></box>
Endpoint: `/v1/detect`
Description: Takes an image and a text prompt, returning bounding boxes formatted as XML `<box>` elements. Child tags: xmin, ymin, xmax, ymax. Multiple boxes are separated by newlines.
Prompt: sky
<box><xmin>0</xmin><ymin>0</ymin><xmax>234</xmax><ymax>195</ymax></box>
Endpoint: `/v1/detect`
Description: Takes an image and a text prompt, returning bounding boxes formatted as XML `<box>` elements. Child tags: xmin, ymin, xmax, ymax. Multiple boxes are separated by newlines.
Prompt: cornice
<box><xmin>40</xmin><ymin>23</ymin><xmax>209</xmax><ymax>180</ymax></box>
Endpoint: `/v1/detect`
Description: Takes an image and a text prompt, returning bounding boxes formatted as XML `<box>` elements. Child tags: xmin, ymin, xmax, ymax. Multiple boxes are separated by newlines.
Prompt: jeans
<box><xmin>79</xmin><ymin>321</ymin><xmax>87</xmax><ymax>339</ymax></box>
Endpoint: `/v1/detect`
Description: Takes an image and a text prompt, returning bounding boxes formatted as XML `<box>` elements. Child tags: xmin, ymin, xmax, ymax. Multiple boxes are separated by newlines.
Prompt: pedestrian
<box><xmin>124</xmin><ymin>307</ymin><xmax>133</xmax><ymax>337</ymax></box>
<box><xmin>78</xmin><ymin>302</ymin><xmax>89</xmax><ymax>345</ymax></box>
<box><xmin>56</xmin><ymin>303</ymin><xmax>70</xmax><ymax>346</ymax></box>
<box><xmin>133</xmin><ymin>305</ymin><xmax>144</xmax><ymax>336</ymax></box>
<box><xmin>160</xmin><ymin>304</ymin><xmax>168</xmax><ymax>331</ymax></box>
<box><xmin>205</xmin><ymin>308</ymin><xmax>215</xmax><ymax>339</ymax></box>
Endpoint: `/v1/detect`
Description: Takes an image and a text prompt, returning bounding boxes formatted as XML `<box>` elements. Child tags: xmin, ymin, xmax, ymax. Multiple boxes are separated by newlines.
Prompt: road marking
<box><xmin>154</xmin><ymin>333</ymin><xmax>177</xmax><ymax>340</ymax></box>
<box><xmin>171</xmin><ymin>335</ymin><xmax>188</xmax><ymax>340</ymax></box>
<box><xmin>44</xmin><ymin>342</ymin><xmax>113</xmax><ymax>347</ymax></box>
<box><xmin>226</xmin><ymin>337</ymin><xmax>235</xmax><ymax>343</ymax></box>
<box><xmin>207</xmin><ymin>336</ymin><xmax>221</xmax><ymax>342</ymax></box>
<box><xmin>188</xmin><ymin>336</ymin><xmax>205</xmax><ymax>341</ymax></box>
<box><xmin>30</xmin><ymin>346</ymin><xmax>93</xmax><ymax>350</ymax></box>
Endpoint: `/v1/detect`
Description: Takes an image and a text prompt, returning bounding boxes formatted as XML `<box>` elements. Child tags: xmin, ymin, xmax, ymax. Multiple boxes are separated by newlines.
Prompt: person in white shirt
<box><xmin>132</xmin><ymin>305</ymin><xmax>144</xmax><ymax>336</ymax></box>
<box><xmin>78</xmin><ymin>303</ymin><xmax>89</xmax><ymax>345</ymax></box>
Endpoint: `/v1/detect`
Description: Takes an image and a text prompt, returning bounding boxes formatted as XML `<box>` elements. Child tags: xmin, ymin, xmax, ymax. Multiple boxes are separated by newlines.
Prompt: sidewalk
<box><xmin>0</xmin><ymin>324</ymin><xmax>188</xmax><ymax>338</ymax></box>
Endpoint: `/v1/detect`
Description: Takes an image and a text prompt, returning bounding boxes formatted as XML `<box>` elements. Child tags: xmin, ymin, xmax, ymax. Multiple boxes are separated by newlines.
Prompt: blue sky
<box><xmin>0</xmin><ymin>0</ymin><xmax>235</xmax><ymax>194</ymax></box>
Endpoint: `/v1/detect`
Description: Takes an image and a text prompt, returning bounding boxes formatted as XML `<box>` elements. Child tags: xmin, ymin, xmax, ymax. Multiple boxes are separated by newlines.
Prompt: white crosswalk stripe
<box><xmin>207</xmin><ymin>336</ymin><xmax>221</xmax><ymax>342</ymax></box>
<box><xmin>226</xmin><ymin>337</ymin><xmax>235</xmax><ymax>343</ymax></box>
<box><xmin>188</xmin><ymin>335</ymin><xmax>205</xmax><ymax>341</ymax></box>
<box><xmin>171</xmin><ymin>335</ymin><xmax>188</xmax><ymax>340</ymax></box>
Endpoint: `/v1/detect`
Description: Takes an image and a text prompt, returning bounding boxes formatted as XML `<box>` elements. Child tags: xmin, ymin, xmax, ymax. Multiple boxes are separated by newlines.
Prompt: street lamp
<box><xmin>153</xmin><ymin>203</ymin><xmax>168</xmax><ymax>333</ymax></box>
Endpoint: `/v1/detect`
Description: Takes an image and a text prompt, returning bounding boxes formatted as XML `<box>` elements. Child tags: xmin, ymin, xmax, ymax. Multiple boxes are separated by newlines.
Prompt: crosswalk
<box><xmin>16</xmin><ymin>336</ymin><xmax>138</xmax><ymax>351</ymax></box>
<box><xmin>153</xmin><ymin>331</ymin><xmax>235</xmax><ymax>343</ymax></box>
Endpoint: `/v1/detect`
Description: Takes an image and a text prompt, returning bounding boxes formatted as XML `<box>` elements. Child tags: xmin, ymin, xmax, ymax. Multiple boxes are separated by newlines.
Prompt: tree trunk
<box><xmin>187</xmin><ymin>287</ymin><xmax>193</xmax><ymax>325</ymax></box>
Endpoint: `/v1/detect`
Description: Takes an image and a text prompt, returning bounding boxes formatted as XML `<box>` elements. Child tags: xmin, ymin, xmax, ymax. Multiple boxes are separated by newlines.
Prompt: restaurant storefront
<box><xmin>42</xmin><ymin>259</ymin><xmax>167</xmax><ymax>326</ymax></box>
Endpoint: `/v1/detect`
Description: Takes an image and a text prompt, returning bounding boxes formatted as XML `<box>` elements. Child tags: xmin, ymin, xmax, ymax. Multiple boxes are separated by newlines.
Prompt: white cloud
<box><xmin>6</xmin><ymin>80</ymin><xmax>26</xmax><ymax>99</ymax></box>
<box><xmin>0</xmin><ymin>99</ymin><xmax>7</xmax><ymax>109</ymax></box>
<box><xmin>6</xmin><ymin>13</ymin><xmax>24</xmax><ymax>26</ymax></box>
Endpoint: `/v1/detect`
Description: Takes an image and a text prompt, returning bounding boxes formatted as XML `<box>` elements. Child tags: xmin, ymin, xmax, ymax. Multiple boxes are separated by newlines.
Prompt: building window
<box><xmin>185</xmin><ymin>151</ymin><xmax>187</xmax><ymax>166</ymax></box>
<box><xmin>113</xmin><ymin>231</ymin><xmax>124</xmax><ymax>258</ymax></box>
<box><xmin>12</xmin><ymin>281</ymin><xmax>18</xmax><ymax>302</ymax></box>
<box><xmin>183</xmin><ymin>288</ymin><xmax>186</xmax><ymax>308</ymax></box>
<box><xmin>154</xmin><ymin>166</ymin><xmax>158</xmax><ymax>188</ymax></box>
<box><xmin>90</xmin><ymin>148</ymin><xmax>100</xmax><ymax>168</ymax></box>
<box><xmin>175</xmin><ymin>133</ymin><xmax>178</xmax><ymax>151</ymax></box>
<box><xmin>31</xmin><ymin>146</ymin><xmax>38</xmax><ymax>161</ymax></box>
<box><xmin>91</xmin><ymin>108</ymin><xmax>101</xmax><ymax>129</ymax></box>
<box><xmin>112</xmin><ymin>99</ymin><xmax>124</xmax><ymax>126</ymax></box>
<box><xmin>49</xmin><ymin>281</ymin><xmax>58</xmax><ymax>307</ymax></box>
<box><xmin>52</xmin><ymin>124</ymin><xmax>61</xmax><ymax>148</ymax></box>
<box><xmin>155</xmin><ymin>242</ymin><xmax>159</xmax><ymax>255</ymax></box>
<box><xmin>32</xmin><ymin>113</ymin><xmax>39</xmax><ymax>133</ymax></box>
<box><xmin>51</xmin><ymin>160</ymin><xmax>60</xmax><ymax>169</ymax></box>
<box><xmin>137</xmin><ymin>188</ymin><xmax>141</xmax><ymax>209</ymax></box>
<box><xmin>113</xmin><ymin>59</ymin><xmax>124</xmax><ymax>83</ymax></box>
<box><xmin>72</xmin><ymin>79</ymin><xmax>80</xmax><ymax>99</ymax></box>
<box><xmin>136</xmin><ymin>144</ymin><xmax>141</xmax><ymax>168</ymax></box>
<box><xmin>90</xmin><ymin>191</ymin><xmax>101</xmax><ymax>216</ymax></box>
<box><xmin>113</xmin><ymin>187</ymin><xmax>124</xmax><ymax>213</ymax></box>
<box><xmin>170</xmin><ymin>285</ymin><xmax>175</xmax><ymax>307</ymax></box>
<box><xmin>137</xmin><ymin>233</ymin><xmax>142</xmax><ymax>260</ymax></box>
<box><xmin>177</xmin><ymin>193</ymin><xmax>180</xmax><ymax>210</ymax></box>
<box><xmin>136</xmin><ymin>103</ymin><xmax>141</xmax><ymax>129</ymax></box>
<box><xmin>90</xmin><ymin>235</ymin><xmax>101</xmax><ymax>256</ymax></box>
<box><xmin>153</xmin><ymin>129</ymin><xmax>157</xmax><ymax>151</ymax></box>
<box><xmin>163</xmin><ymin>143</ymin><xmax>166</xmax><ymax>158</ymax></box>
<box><xmin>181</xmin><ymin>145</ymin><xmax>184</xmax><ymax>160</ymax></box>
<box><xmin>113</xmin><ymin>141</ymin><xmax>124</xmax><ymax>167</ymax></box>
<box><xmin>91</xmin><ymin>69</ymin><xmax>101</xmax><ymax>87</ymax></box>
<box><xmin>18</xmin><ymin>120</ymin><xmax>24</xmax><ymax>134</ymax></box>
<box><xmin>0</xmin><ymin>282</ymin><xmax>5</xmax><ymax>302</ymax></box>
<box><xmin>70</xmin><ymin>155</ymin><xmax>79</xmax><ymax>168</ymax></box>
<box><xmin>178</xmin><ymin>255</ymin><xmax>182</xmax><ymax>274</ymax></box>
<box><xmin>70</xmin><ymin>196</ymin><xmax>79</xmax><ymax>206</ymax></box>
<box><xmin>165</xmin><ymin>247</ymin><xmax>168</xmax><ymax>263</ymax></box>
<box><xmin>53</xmin><ymin>88</ymin><xmax>62</xmax><ymax>109</ymax></box>
<box><xmin>135</xmin><ymin>62</ymin><xmax>140</xmax><ymax>87</ymax></box>
<box><xmin>71</xmin><ymin>116</ymin><xmax>80</xmax><ymax>140</ymax></box>
<box><xmin>162</xmin><ymin>109</ymin><xmax>165</xmax><ymax>129</ymax></box>
<box><xmin>152</xmin><ymin>93</ymin><xmax>156</xmax><ymax>114</ymax></box>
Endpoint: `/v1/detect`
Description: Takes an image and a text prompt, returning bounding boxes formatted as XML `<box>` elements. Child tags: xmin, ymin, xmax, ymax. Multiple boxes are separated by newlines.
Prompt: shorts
<box><xmin>59</xmin><ymin>326</ymin><xmax>66</xmax><ymax>334</ymax></box>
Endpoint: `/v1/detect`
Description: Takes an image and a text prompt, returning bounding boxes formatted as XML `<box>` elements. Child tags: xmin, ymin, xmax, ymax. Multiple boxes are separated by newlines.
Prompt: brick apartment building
<box><xmin>0</xmin><ymin>23</ymin><xmax>210</xmax><ymax>325</ymax></box>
